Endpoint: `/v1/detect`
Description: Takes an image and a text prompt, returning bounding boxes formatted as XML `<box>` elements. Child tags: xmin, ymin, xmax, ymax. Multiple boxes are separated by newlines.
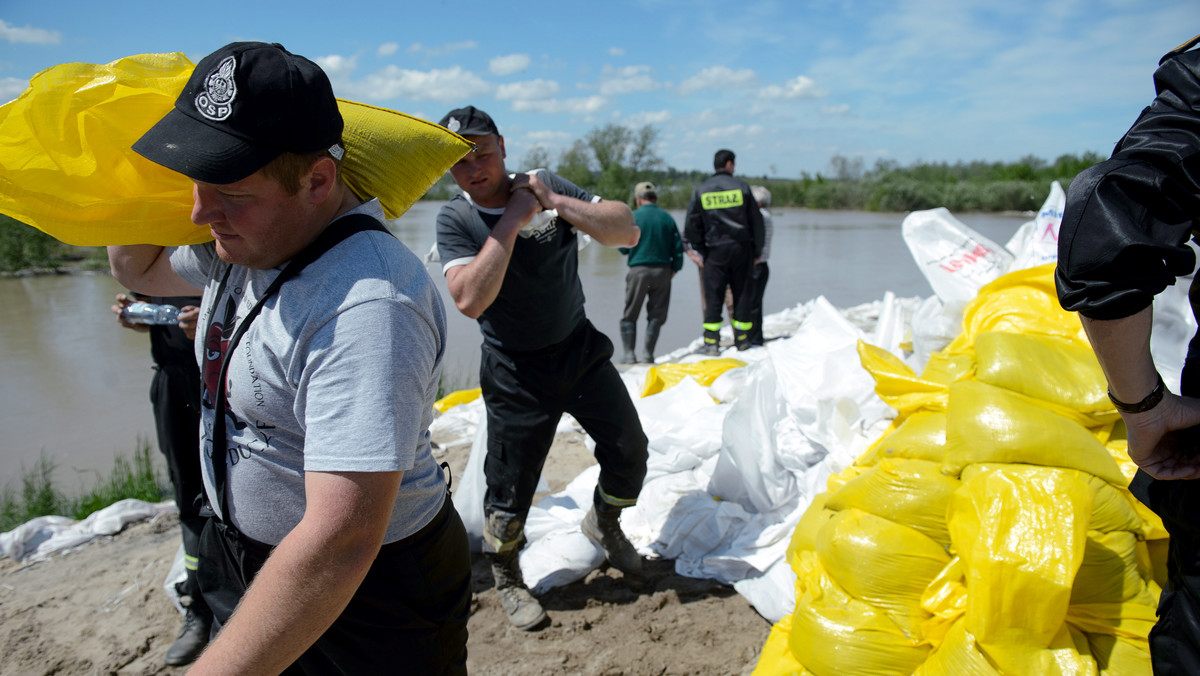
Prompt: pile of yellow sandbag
<box><xmin>753</xmin><ymin>264</ymin><xmax>1165</xmax><ymax>676</ymax></box>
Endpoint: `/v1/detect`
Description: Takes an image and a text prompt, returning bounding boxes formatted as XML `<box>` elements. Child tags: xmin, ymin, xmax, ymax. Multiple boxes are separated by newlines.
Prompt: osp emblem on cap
<box><xmin>446</xmin><ymin>117</ymin><xmax>462</xmax><ymax>133</ymax></box>
<box><xmin>194</xmin><ymin>55</ymin><xmax>237</xmax><ymax>122</ymax></box>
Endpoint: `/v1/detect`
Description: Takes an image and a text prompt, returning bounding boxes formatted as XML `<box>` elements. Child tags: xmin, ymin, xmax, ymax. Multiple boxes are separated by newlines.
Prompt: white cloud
<box><xmin>0</xmin><ymin>77</ymin><xmax>28</xmax><ymax>103</ymax></box>
<box><xmin>407</xmin><ymin>41</ymin><xmax>478</xmax><ymax>57</ymax></box>
<box><xmin>496</xmin><ymin>78</ymin><xmax>560</xmax><ymax>101</ymax></box>
<box><xmin>490</xmin><ymin>54</ymin><xmax>531</xmax><ymax>76</ymax></box>
<box><xmin>0</xmin><ymin>20</ymin><xmax>60</xmax><ymax>45</ymax></box>
<box><xmin>678</xmin><ymin>66</ymin><xmax>757</xmax><ymax>95</ymax></box>
<box><xmin>598</xmin><ymin>65</ymin><xmax>659</xmax><ymax>95</ymax></box>
<box><xmin>759</xmin><ymin>75</ymin><xmax>827</xmax><ymax>100</ymax></box>
<box><xmin>625</xmin><ymin>110</ymin><xmax>672</xmax><ymax>126</ymax></box>
<box><xmin>526</xmin><ymin>130</ymin><xmax>573</xmax><ymax>145</ymax></box>
<box><xmin>701</xmin><ymin>124</ymin><xmax>764</xmax><ymax>139</ymax></box>
<box><xmin>609</xmin><ymin>47</ymin><xmax>626</xmax><ymax>56</ymax></box>
<box><xmin>511</xmin><ymin>96</ymin><xmax>607</xmax><ymax>114</ymax></box>
<box><xmin>820</xmin><ymin>103</ymin><xmax>851</xmax><ymax>116</ymax></box>
<box><xmin>315</xmin><ymin>54</ymin><xmax>358</xmax><ymax>82</ymax></box>
<box><xmin>377</xmin><ymin>42</ymin><xmax>398</xmax><ymax>57</ymax></box>
<box><xmin>346</xmin><ymin>65</ymin><xmax>491</xmax><ymax>103</ymax></box>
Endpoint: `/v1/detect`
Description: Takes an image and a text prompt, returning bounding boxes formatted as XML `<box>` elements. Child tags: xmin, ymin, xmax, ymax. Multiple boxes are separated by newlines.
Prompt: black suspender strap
<box><xmin>209</xmin><ymin>214</ymin><xmax>391</xmax><ymax>520</ymax></box>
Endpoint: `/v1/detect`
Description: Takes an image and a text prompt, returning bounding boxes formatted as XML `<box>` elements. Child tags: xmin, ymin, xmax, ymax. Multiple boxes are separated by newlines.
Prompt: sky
<box><xmin>1</xmin><ymin>0</ymin><xmax>1197</xmax><ymax>179</ymax></box>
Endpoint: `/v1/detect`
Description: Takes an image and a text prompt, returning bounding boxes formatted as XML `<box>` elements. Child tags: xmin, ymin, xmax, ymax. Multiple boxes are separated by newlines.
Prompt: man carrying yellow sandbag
<box><xmin>108</xmin><ymin>42</ymin><xmax>471</xmax><ymax>674</ymax></box>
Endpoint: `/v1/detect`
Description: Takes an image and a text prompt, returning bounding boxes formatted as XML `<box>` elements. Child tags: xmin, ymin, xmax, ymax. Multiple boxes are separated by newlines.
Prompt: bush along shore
<box><xmin>0</xmin><ymin>439</ymin><xmax>169</xmax><ymax>533</ymax></box>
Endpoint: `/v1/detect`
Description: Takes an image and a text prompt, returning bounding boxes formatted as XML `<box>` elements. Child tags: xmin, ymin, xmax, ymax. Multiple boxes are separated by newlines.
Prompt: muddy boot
<box><xmin>642</xmin><ymin>319</ymin><xmax>662</xmax><ymax>364</ymax></box>
<box><xmin>488</xmin><ymin>549</ymin><xmax>548</xmax><ymax>631</ymax></box>
<box><xmin>619</xmin><ymin>320</ymin><xmax>637</xmax><ymax>364</ymax></box>
<box><xmin>582</xmin><ymin>501</ymin><xmax>643</xmax><ymax>584</ymax></box>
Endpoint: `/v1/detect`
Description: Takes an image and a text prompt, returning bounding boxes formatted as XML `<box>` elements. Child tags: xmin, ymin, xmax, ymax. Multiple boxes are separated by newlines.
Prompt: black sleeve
<box><xmin>1056</xmin><ymin>47</ymin><xmax>1200</xmax><ymax>320</ymax></box>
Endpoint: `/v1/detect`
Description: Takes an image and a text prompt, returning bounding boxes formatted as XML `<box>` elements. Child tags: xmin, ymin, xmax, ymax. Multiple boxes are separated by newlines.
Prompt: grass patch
<box><xmin>0</xmin><ymin>438</ymin><xmax>169</xmax><ymax>533</ymax></box>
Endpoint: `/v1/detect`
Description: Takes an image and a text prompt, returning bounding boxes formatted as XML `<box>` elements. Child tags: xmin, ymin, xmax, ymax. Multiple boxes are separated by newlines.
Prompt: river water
<box><xmin>0</xmin><ymin>204</ymin><xmax>1029</xmax><ymax>489</ymax></box>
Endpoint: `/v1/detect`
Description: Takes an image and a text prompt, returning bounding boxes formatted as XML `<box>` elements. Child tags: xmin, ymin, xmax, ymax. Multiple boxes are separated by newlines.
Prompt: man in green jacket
<box><xmin>620</xmin><ymin>181</ymin><xmax>684</xmax><ymax>363</ymax></box>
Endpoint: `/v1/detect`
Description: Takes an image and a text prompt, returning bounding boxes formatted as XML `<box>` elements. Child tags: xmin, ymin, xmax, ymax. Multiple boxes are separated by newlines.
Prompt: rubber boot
<box><xmin>619</xmin><ymin>320</ymin><xmax>637</xmax><ymax>364</ymax></box>
<box><xmin>699</xmin><ymin>328</ymin><xmax>721</xmax><ymax>356</ymax></box>
<box><xmin>642</xmin><ymin>319</ymin><xmax>662</xmax><ymax>364</ymax></box>
<box><xmin>582</xmin><ymin>498</ymin><xmax>644</xmax><ymax>586</ymax></box>
<box><xmin>734</xmin><ymin>328</ymin><xmax>752</xmax><ymax>351</ymax></box>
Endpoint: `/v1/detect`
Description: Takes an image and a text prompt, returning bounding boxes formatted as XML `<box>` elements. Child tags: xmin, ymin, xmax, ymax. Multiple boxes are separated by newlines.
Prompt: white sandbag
<box><xmin>902</xmin><ymin>207</ymin><xmax>1014</xmax><ymax>311</ymax></box>
<box><xmin>1005</xmin><ymin>181</ymin><xmax>1064</xmax><ymax>272</ymax></box>
<box><xmin>523</xmin><ymin>465</ymin><xmax>607</xmax><ymax>594</ymax></box>
<box><xmin>451</xmin><ymin>417</ymin><xmax>489</xmax><ymax>553</ymax></box>
<box><xmin>767</xmin><ymin>297</ymin><xmax>891</xmax><ymax>456</ymax></box>
<box><xmin>633</xmin><ymin>376</ymin><xmax>729</xmax><ymax>481</ymax></box>
<box><xmin>909</xmin><ymin>295</ymin><xmax>961</xmax><ymax>375</ymax></box>
<box><xmin>0</xmin><ymin>499</ymin><xmax>175</xmax><ymax>563</ymax></box>
<box><xmin>164</xmin><ymin>543</ymin><xmax>187</xmax><ymax>615</ymax></box>
<box><xmin>709</xmin><ymin>360</ymin><xmax>797</xmax><ymax>513</ymax></box>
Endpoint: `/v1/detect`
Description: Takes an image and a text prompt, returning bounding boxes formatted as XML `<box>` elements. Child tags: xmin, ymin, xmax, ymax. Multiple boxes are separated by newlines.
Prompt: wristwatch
<box><xmin>1108</xmin><ymin>374</ymin><xmax>1166</xmax><ymax>414</ymax></box>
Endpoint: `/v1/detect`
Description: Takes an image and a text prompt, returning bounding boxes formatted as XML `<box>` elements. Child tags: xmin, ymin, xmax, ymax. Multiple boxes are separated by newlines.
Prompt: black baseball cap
<box><xmin>133</xmin><ymin>42</ymin><xmax>344</xmax><ymax>185</ymax></box>
<box><xmin>438</xmin><ymin>105</ymin><xmax>499</xmax><ymax>137</ymax></box>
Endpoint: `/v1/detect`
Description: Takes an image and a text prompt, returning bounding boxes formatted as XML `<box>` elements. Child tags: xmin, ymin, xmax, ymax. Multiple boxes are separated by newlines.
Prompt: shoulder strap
<box><xmin>209</xmin><ymin>213</ymin><xmax>391</xmax><ymax>520</ymax></box>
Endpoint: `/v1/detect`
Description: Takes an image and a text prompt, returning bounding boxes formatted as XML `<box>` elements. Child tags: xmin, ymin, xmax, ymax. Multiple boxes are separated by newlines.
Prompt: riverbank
<box><xmin>0</xmin><ymin>429</ymin><xmax>769</xmax><ymax>675</ymax></box>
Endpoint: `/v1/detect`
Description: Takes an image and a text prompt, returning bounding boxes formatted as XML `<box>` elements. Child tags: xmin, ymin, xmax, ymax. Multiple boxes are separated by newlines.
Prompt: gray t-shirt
<box><xmin>171</xmin><ymin>199</ymin><xmax>448</xmax><ymax>545</ymax></box>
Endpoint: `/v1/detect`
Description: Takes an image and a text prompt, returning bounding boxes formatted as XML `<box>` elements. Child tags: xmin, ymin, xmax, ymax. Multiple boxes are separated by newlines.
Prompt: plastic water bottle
<box><xmin>122</xmin><ymin>302</ymin><xmax>181</xmax><ymax>326</ymax></box>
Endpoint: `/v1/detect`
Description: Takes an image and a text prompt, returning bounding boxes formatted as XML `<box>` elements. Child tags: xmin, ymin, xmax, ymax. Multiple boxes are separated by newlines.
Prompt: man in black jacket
<box><xmin>683</xmin><ymin>149</ymin><xmax>765</xmax><ymax>355</ymax></box>
<box><xmin>1056</xmin><ymin>33</ymin><xmax>1200</xmax><ymax>674</ymax></box>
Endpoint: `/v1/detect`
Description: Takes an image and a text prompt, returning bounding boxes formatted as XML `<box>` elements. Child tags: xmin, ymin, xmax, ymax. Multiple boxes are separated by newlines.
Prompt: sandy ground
<box><xmin>0</xmin><ymin>431</ymin><xmax>771</xmax><ymax>675</ymax></box>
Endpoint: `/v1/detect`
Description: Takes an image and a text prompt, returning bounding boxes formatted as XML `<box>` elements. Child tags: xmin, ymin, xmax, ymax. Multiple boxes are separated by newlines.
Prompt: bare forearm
<box><xmin>1080</xmin><ymin>307</ymin><xmax>1160</xmax><ymax>402</ymax></box>
<box><xmin>446</xmin><ymin>192</ymin><xmax>537</xmax><ymax>317</ymax></box>
<box><xmin>189</xmin><ymin>470</ymin><xmax>401</xmax><ymax>675</ymax></box>
<box><xmin>189</xmin><ymin>527</ymin><xmax>378</xmax><ymax>674</ymax></box>
<box><xmin>447</xmin><ymin>234</ymin><xmax>516</xmax><ymax>318</ymax></box>
<box><xmin>107</xmin><ymin>245</ymin><xmax>200</xmax><ymax>296</ymax></box>
<box><xmin>549</xmin><ymin>196</ymin><xmax>639</xmax><ymax>247</ymax></box>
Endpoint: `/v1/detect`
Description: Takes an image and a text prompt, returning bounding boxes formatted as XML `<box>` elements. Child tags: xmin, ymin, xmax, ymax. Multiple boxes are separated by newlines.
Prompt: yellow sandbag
<box><xmin>788</xmin><ymin>558</ymin><xmax>930</xmax><ymax>676</ymax></box>
<box><xmin>961</xmin><ymin>464</ymin><xmax>1144</xmax><ymax>536</ymax></box>
<box><xmin>914</xmin><ymin>620</ymin><xmax>1003</xmax><ymax>676</ymax></box>
<box><xmin>433</xmin><ymin>387</ymin><xmax>481</xmax><ymax>414</ymax></box>
<box><xmin>751</xmin><ymin>614</ymin><xmax>812</xmax><ymax>676</ymax></box>
<box><xmin>947</xmin><ymin>467</ymin><xmax>1092</xmax><ymax>674</ymax></box>
<box><xmin>945</xmin><ymin>380</ymin><xmax>1127</xmax><ymax>486</ymax></box>
<box><xmin>824</xmin><ymin>458</ymin><xmax>959</xmax><ymax>548</ymax></box>
<box><xmin>786</xmin><ymin>492</ymin><xmax>834</xmax><ymax>563</ymax></box>
<box><xmin>1083</xmin><ymin>632</ymin><xmax>1152</xmax><ymax>676</ymax></box>
<box><xmin>920</xmin><ymin>352</ymin><xmax>976</xmax><ymax>386</ymax></box>
<box><xmin>1072</xmin><ymin>531</ymin><xmax>1153</xmax><ymax>605</ymax></box>
<box><xmin>860</xmin><ymin>410</ymin><xmax>947</xmax><ymax>465</ymax></box>
<box><xmin>919</xmin><ymin>556</ymin><xmax>967</xmax><ymax>646</ymax></box>
<box><xmin>857</xmin><ymin>341</ymin><xmax>948</xmax><ymax>415</ymax></box>
<box><xmin>1067</xmin><ymin>599</ymin><xmax>1159</xmax><ymax>642</ymax></box>
<box><xmin>945</xmin><ymin>264</ymin><xmax>1088</xmax><ymax>354</ymax></box>
<box><xmin>974</xmin><ymin>331</ymin><xmax>1114</xmax><ymax>420</ymax></box>
<box><xmin>640</xmin><ymin>357</ymin><xmax>746</xmax><ymax>397</ymax></box>
<box><xmin>816</xmin><ymin>508</ymin><xmax>950</xmax><ymax>622</ymax></box>
<box><xmin>0</xmin><ymin>52</ymin><xmax>472</xmax><ymax>245</ymax></box>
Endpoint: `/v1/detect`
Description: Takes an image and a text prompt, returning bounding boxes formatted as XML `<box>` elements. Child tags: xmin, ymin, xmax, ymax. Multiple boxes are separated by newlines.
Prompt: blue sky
<box><xmin>2</xmin><ymin>1</ymin><xmax>1197</xmax><ymax>179</ymax></box>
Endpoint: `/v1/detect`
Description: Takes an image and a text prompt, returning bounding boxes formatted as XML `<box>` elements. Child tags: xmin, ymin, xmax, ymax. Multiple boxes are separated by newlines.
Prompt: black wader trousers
<box><xmin>479</xmin><ymin>319</ymin><xmax>649</xmax><ymax>536</ymax></box>
<box><xmin>151</xmin><ymin>359</ymin><xmax>209</xmax><ymax>611</ymax></box>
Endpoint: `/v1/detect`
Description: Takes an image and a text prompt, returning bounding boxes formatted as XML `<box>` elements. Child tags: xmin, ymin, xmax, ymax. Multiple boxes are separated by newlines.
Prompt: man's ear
<box><xmin>304</xmin><ymin>156</ymin><xmax>338</xmax><ymax>204</ymax></box>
